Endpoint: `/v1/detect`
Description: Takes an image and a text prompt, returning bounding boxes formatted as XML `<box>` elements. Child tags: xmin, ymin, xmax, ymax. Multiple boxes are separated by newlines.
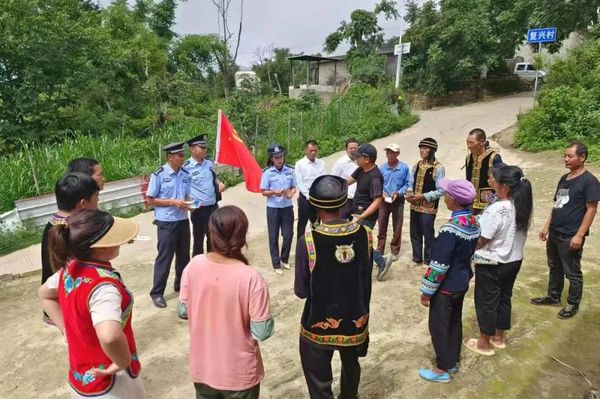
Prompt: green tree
<box><xmin>252</xmin><ymin>47</ymin><xmax>291</xmax><ymax>95</ymax></box>
<box><xmin>324</xmin><ymin>0</ymin><xmax>399</xmax><ymax>57</ymax></box>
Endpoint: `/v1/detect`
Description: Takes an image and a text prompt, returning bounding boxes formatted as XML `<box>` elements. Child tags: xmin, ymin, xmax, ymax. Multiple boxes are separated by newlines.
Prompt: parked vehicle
<box><xmin>513</xmin><ymin>62</ymin><xmax>546</xmax><ymax>85</ymax></box>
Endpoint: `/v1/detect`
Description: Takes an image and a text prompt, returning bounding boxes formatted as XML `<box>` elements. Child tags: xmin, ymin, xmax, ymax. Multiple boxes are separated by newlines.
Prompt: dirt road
<box><xmin>2</xmin><ymin>93</ymin><xmax>599</xmax><ymax>398</ymax></box>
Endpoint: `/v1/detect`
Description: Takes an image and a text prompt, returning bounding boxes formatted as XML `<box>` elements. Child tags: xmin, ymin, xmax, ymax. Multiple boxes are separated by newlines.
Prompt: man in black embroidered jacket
<box><xmin>294</xmin><ymin>175</ymin><xmax>373</xmax><ymax>399</ymax></box>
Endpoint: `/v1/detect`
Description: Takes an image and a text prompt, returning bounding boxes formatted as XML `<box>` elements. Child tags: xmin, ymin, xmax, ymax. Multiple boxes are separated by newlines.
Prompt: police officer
<box><xmin>147</xmin><ymin>142</ymin><xmax>191</xmax><ymax>309</ymax></box>
<box><xmin>260</xmin><ymin>144</ymin><xmax>296</xmax><ymax>275</ymax></box>
<box><xmin>184</xmin><ymin>134</ymin><xmax>225</xmax><ymax>256</ymax></box>
<box><xmin>294</xmin><ymin>175</ymin><xmax>373</xmax><ymax>399</ymax></box>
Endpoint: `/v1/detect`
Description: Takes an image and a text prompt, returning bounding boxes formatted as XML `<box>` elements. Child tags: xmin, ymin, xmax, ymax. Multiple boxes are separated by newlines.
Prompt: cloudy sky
<box><xmin>98</xmin><ymin>0</ymin><xmax>409</xmax><ymax>67</ymax></box>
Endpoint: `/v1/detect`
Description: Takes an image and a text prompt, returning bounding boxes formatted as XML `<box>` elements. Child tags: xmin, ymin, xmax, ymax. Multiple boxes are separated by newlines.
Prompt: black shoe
<box><xmin>557</xmin><ymin>304</ymin><xmax>579</xmax><ymax>319</ymax></box>
<box><xmin>530</xmin><ymin>296</ymin><xmax>561</xmax><ymax>306</ymax></box>
<box><xmin>152</xmin><ymin>296</ymin><xmax>167</xmax><ymax>308</ymax></box>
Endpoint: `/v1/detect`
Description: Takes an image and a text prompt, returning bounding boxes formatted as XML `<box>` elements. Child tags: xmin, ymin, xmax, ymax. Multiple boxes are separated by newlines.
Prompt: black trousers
<box><xmin>297</xmin><ymin>194</ymin><xmax>317</xmax><ymax>238</ymax></box>
<box><xmin>428</xmin><ymin>292</ymin><xmax>464</xmax><ymax>371</ymax></box>
<box><xmin>299</xmin><ymin>339</ymin><xmax>361</xmax><ymax>399</ymax></box>
<box><xmin>194</xmin><ymin>383</ymin><xmax>259</xmax><ymax>399</ymax></box>
<box><xmin>267</xmin><ymin>206</ymin><xmax>294</xmax><ymax>268</ymax></box>
<box><xmin>547</xmin><ymin>231</ymin><xmax>584</xmax><ymax>305</ymax></box>
<box><xmin>410</xmin><ymin>210</ymin><xmax>436</xmax><ymax>264</ymax></box>
<box><xmin>474</xmin><ymin>260</ymin><xmax>522</xmax><ymax>336</ymax></box>
<box><xmin>191</xmin><ymin>204</ymin><xmax>218</xmax><ymax>256</ymax></box>
<box><xmin>150</xmin><ymin>219</ymin><xmax>190</xmax><ymax>297</ymax></box>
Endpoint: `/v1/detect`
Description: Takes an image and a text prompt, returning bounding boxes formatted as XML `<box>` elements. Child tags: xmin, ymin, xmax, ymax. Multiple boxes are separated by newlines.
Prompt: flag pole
<box><xmin>215</xmin><ymin>109</ymin><xmax>222</xmax><ymax>167</ymax></box>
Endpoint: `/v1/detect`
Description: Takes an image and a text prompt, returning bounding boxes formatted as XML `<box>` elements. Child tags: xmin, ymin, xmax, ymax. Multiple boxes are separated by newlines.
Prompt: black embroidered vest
<box><xmin>300</xmin><ymin>222</ymin><xmax>372</xmax><ymax>347</ymax></box>
<box><xmin>411</xmin><ymin>161</ymin><xmax>441</xmax><ymax>214</ymax></box>
<box><xmin>466</xmin><ymin>149</ymin><xmax>497</xmax><ymax>210</ymax></box>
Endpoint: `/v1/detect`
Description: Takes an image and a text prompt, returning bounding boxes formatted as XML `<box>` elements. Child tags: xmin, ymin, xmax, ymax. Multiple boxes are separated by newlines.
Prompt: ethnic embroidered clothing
<box><xmin>295</xmin><ymin>221</ymin><xmax>373</xmax><ymax>347</ymax></box>
<box><xmin>420</xmin><ymin>210</ymin><xmax>480</xmax><ymax>296</ymax></box>
<box><xmin>465</xmin><ymin>149</ymin><xmax>502</xmax><ymax>210</ymax></box>
<box><xmin>411</xmin><ymin>161</ymin><xmax>445</xmax><ymax>214</ymax></box>
<box><xmin>58</xmin><ymin>259</ymin><xmax>140</xmax><ymax>396</ymax></box>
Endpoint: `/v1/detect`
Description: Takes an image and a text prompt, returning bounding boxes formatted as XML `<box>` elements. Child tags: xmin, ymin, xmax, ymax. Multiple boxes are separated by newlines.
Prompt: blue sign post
<box><xmin>526</xmin><ymin>27</ymin><xmax>557</xmax><ymax>102</ymax></box>
<box><xmin>527</xmin><ymin>27</ymin><xmax>557</xmax><ymax>43</ymax></box>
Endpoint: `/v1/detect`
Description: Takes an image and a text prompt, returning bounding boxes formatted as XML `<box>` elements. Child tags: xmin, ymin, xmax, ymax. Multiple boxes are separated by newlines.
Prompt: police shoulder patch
<box><xmin>183</xmin><ymin>160</ymin><xmax>191</xmax><ymax>167</ymax></box>
<box><xmin>285</xmin><ymin>164</ymin><xmax>295</xmax><ymax>169</ymax></box>
<box><xmin>153</xmin><ymin>166</ymin><xmax>164</xmax><ymax>176</ymax></box>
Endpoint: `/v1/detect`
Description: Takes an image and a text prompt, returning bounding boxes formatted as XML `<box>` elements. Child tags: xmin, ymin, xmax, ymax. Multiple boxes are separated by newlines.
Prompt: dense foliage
<box><xmin>0</xmin><ymin>84</ymin><xmax>417</xmax><ymax>212</ymax></box>
<box><xmin>515</xmin><ymin>27</ymin><xmax>600</xmax><ymax>158</ymax></box>
<box><xmin>401</xmin><ymin>0</ymin><xmax>599</xmax><ymax>96</ymax></box>
<box><xmin>0</xmin><ymin>0</ymin><xmax>227</xmax><ymax>152</ymax></box>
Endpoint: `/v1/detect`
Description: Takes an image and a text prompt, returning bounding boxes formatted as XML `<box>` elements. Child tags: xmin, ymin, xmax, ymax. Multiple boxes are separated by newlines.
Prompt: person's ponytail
<box><xmin>493</xmin><ymin>165</ymin><xmax>533</xmax><ymax>232</ymax></box>
<box><xmin>48</xmin><ymin>223</ymin><xmax>71</xmax><ymax>272</ymax></box>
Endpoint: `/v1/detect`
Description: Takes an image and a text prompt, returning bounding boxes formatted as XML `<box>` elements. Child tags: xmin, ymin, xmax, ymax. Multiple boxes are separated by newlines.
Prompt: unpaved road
<box><xmin>2</xmin><ymin>93</ymin><xmax>599</xmax><ymax>398</ymax></box>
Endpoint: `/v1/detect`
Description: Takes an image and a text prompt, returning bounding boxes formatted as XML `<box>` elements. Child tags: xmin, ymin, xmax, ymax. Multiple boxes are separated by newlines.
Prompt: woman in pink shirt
<box><xmin>180</xmin><ymin>205</ymin><xmax>274</xmax><ymax>399</ymax></box>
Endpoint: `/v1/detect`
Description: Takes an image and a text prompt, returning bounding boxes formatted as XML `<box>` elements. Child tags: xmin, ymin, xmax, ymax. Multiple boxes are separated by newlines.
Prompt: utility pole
<box><xmin>394</xmin><ymin>0</ymin><xmax>405</xmax><ymax>89</ymax></box>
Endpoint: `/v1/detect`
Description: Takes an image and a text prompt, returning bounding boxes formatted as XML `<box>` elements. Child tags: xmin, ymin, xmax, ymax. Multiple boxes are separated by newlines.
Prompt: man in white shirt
<box><xmin>331</xmin><ymin>138</ymin><xmax>359</xmax><ymax>220</ymax></box>
<box><xmin>295</xmin><ymin>140</ymin><xmax>325</xmax><ymax>238</ymax></box>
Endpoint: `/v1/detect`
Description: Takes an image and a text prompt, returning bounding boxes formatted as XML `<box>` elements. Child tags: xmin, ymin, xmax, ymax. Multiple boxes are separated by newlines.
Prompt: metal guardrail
<box><xmin>3</xmin><ymin>165</ymin><xmax>239</xmax><ymax>230</ymax></box>
<box><xmin>12</xmin><ymin>176</ymin><xmax>149</xmax><ymax>228</ymax></box>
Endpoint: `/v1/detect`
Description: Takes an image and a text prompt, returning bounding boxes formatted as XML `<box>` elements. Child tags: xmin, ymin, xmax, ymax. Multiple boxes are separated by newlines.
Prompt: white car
<box><xmin>514</xmin><ymin>62</ymin><xmax>546</xmax><ymax>85</ymax></box>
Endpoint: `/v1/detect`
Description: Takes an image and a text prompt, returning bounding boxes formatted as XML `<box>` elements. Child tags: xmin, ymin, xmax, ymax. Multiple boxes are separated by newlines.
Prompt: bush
<box><xmin>515</xmin><ymin>32</ymin><xmax>600</xmax><ymax>160</ymax></box>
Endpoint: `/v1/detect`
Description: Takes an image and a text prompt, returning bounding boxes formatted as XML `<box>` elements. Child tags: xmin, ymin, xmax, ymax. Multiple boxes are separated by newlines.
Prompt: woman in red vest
<box><xmin>39</xmin><ymin>209</ymin><xmax>145</xmax><ymax>398</ymax></box>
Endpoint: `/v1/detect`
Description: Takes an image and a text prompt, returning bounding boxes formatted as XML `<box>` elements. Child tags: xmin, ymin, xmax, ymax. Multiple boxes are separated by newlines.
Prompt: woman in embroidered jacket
<box><xmin>418</xmin><ymin>178</ymin><xmax>480</xmax><ymax>383</ymax></box>
<box><xmin>39</xmin><ymin>209</ymin><xmax>145</xmax><ymax>398</ymax></box>
<box><xmin>465</xmin><ymin>165</ymin><xmax>532</xmax><ymax>356</ymax></box>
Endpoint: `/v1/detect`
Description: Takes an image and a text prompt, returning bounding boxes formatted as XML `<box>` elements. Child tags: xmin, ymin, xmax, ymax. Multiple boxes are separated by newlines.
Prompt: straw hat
<box><xmin>90</xmin><ymin>216</ymin><xmax>139</xmax><ymax>248</ymax></box>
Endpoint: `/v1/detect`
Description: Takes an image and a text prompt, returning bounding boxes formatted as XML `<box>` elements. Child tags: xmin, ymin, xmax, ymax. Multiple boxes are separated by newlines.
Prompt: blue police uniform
<box><xmin>184</xmin><ymin>156</ymin><xmax>221</xmax><ymax>256</ymax></box>
<box><xmin>147</xmin><ymin>143</ymin><xmax>191</xmax><ymax>305</ymax></box>
<box><xmin>260</xmin><ymin>159</ymin><xmax>296</xmax><ymax>270</ymax></box>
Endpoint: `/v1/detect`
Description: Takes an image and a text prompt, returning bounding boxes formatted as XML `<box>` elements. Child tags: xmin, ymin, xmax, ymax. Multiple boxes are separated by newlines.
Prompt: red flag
<box><xmin>215</xmin><ymin>110</ymin><xmax>263</xmax><ymax>193</ymax></box>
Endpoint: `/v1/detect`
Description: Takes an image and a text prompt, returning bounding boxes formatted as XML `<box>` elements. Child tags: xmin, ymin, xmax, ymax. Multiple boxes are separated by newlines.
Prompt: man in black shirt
<box><xmin>346</xmin><ymin>143</ymin><xmax>385</xmax><ymax>272</ymax></box>
<box><xmin>531</xmin><ymin>141</ymin><xmax>600</xmax><ymax>319</ymax></box>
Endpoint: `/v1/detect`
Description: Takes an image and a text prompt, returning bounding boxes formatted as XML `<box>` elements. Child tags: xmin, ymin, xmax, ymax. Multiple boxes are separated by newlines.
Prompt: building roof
<box><xmin>287</xmin><ymin>55</ymin><xmax>341</xmax><ymax>62</ymax></box>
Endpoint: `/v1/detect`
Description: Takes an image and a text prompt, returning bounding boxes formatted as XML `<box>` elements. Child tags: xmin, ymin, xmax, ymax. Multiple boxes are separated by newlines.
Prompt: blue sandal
<box><xmin>418</xmin><ymin>368</ymin><xmax>451</xmax><ymax>383</ymax></box>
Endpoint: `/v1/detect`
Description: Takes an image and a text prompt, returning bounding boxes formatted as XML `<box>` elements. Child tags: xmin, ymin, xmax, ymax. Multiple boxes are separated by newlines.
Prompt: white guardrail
<box><xmin>2</xmin><ymin>176</ymin><xmax>150</xmax><ymax>231</ymax></box>
<box><xmin>0</xmin><ymin>165</ymin><xmax>238</xmax><ymax>232</ymax></box>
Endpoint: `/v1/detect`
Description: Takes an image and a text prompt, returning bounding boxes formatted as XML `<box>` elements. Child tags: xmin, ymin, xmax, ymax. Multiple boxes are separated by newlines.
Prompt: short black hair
<box><xmin>345</xmin><ymin>138</ymin><xmax>359</xmax><ymax>148</ymax></box>
<box><xmin>67</xmin><ymin>158</ymin><xmax>99</xmax><ymax>176</ymax></box>
<box><xmin>304</xmin><ymin>140</ymin><xmax>319</xmax><ymax>148</ymax></box>
<box><xmin>55</xmin><ymin>173</ymin><xmax>100</xmax><ymax>211</ymax></box>
<box><xmin>468</xmin><ymin>128</ymin><xmax>486</xmax><ymax>141</ymax></box>
<box><xmin>568</xmin><ymin>140</ymin><xmax>588</xmax><ymax>161</ymax></box>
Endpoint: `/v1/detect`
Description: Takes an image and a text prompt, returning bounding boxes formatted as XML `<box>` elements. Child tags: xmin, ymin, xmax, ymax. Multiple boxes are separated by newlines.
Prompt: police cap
<box><xmin>162</xmin><ymin>142</ymin><xmax>185</xmax><ymax>154</ymax></box>
<box><xmin>187</xmin><ymin>134</ymin><xmax>208</xmax><ymax>148</ymax></box>
<box><xmin>309</xmin><ymin>175</ymin><xmax>348</xmax><ymax>210</ymax></box>
<box><xmin>267</xmin><ymin>144</ymin><xmax>285</xmax><ymax>157</ymax></box>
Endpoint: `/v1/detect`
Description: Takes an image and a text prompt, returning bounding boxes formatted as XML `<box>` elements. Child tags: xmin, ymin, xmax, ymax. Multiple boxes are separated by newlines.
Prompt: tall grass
<box><xmin>0</xmin><ymin>84</ymin><xmax>418</xmax><ymax>212</ymax></box>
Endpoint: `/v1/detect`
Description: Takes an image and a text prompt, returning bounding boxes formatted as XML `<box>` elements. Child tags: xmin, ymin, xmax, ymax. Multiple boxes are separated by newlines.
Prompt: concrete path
<box><xmin>0</xmin><ymin>93</ymin><xmax>533</xmax><ymax>276</ymax></box>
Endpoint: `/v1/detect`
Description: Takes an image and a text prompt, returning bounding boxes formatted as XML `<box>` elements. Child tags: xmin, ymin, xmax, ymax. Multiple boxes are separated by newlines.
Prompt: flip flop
<box><xmin>490</xmin><ymin>339</ymin><xmax>506</xmax><ymax>350</ymax></box>
<box><xmin>463</xmin><ymin>338</ymin><xmax>495</xmax><ymax>356</ymax></box>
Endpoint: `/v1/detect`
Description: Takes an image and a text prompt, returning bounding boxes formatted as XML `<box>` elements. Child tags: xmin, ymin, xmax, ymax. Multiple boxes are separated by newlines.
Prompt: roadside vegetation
<box><xmin>515</xmin><ymin>26</ymin><xmax>600</xmax><ymax>161</ymax></box>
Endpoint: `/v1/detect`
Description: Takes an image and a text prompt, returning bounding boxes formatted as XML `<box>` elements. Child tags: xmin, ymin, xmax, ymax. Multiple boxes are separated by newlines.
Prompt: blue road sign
<box><xmin>527</xmin><ymin>27</ymin><xmax>557</xmax><ymax>43</ymax></box>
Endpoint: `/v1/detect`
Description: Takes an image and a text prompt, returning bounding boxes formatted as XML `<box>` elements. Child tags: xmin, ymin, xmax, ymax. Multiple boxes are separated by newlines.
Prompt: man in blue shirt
<box><xmin>146</xmin><ymin>142</ymin><xmax>191</xmax><ymax>309</ymax></box>
<box><xmin>184</xmin><ymin>134</ymin><xmax>225</xmax><ymax>256</ymax></box>
<box><xmin>376</xmin><ymin>143</ymin><xmax>412</xmax><ymax>280</ymax></box>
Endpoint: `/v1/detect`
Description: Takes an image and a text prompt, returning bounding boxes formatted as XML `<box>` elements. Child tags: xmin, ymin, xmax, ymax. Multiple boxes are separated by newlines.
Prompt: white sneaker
<box><xmin>281</xmin><ymin>262</ymin><xmax>291</xmax><ymax>270</ymax></box>
<box><xmin>274</xmin><ymin>268</ymin><xmax>284</xmax><ymax>275</ymax></box>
